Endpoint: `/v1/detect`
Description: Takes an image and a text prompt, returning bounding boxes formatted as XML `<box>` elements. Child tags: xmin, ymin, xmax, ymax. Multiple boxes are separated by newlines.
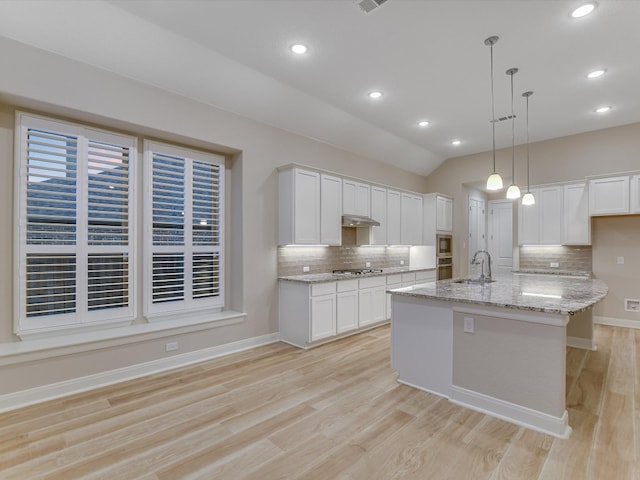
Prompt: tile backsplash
<box><xmin>278</xmin><ymin>245</ymin><xmax>410</xmax><ymax>276</ymax></box>
<box><xmin>519</xmin><ymin>245</ymin><xmax>592</xmax><ymax>272</ymax></box>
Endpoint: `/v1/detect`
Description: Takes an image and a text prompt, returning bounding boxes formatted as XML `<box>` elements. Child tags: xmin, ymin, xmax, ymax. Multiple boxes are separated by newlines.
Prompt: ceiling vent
<box><xmin>355</xmin><ymin>0</ymin><xmax>389</xmax><ymax>14</ymax></box>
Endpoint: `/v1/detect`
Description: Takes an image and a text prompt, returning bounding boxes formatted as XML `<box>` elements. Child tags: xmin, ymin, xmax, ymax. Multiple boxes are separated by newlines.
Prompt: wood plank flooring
<box><xmin>0</xmin><ymin>324</ymin><xmax>637</xmax><ymax>479</ymax></box>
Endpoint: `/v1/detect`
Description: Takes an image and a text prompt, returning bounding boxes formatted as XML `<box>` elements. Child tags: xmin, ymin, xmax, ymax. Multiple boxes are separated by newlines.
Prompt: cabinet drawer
<box><xmin>401</xmin><ymin>273</ymin><xmax>416</xmax><ymax>283</ymax></box>
<box><xmin>386</xmin><ymin>274</ymin><xmax>402</xmax><ymax>285</ymax></box>
<box><xmin>311</xmin><ymin>282</ymin><xmax>336</xmax><ymax>297</ymax></box>
<box><xmin>416</xmin><ymin>270</ymin><xmax>436</xmax><ymax>282</ymax></box>
<box><xmin>359</xmin><ymin>276</ymin><xmax>386</xmax><ymax>289</ymax></box>
<box><xmin>336</xmin><ymin>279</ymin><xmax>359</xmax><ymax>292</ymax></box>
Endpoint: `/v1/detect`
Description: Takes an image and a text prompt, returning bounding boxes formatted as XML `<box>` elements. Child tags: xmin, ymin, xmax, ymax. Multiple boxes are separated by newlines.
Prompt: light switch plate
<box><xmin>617</xmin><ymin>256</ymin><xmax>625</xmax><ymax>265</ymax></box>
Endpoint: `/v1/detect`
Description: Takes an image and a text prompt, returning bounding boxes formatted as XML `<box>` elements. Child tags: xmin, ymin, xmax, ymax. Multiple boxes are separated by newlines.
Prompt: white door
<box><xmin>488</xmin><ymin>200</ymin><xmax>513</xmax><ymax>273</ymax></box>
<box><xmin>468</xmin><ymin>197</ymin><xmax>486</xmax><ymax>267</ymax></box>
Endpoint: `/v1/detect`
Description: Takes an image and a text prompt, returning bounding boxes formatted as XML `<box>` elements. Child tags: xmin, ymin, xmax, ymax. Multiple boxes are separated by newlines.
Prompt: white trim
<box><xmin>594</xmin><ymin>315</ymin><xmax>640</xmax><ymax>330</ymax></box>
<box><xmin>567</xmin><ymin>335</ymin><xmax>597</xmax><ymax>351</ymax></box>
<box><xmin>396</xmin><ymin>378</ymin><xmax>450</xmax><ymax>399</ymax></box>
<box><xmin>0</xmin><ymin>328</ymin><xmax>275</xmax><ymax>413</ymax></box>
<box><xmin>0</xmin><ymin>310</ymin><xmax>246</xmax><ymax>366</ymax></box>
<box><xmin>449</xmin><ymin>385</ymin><xmax>571</xmax><ymax>439</ymax></box>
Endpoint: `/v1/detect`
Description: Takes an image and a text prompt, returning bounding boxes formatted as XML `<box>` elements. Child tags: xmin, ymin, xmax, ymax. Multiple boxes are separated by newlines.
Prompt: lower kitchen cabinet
<box><xmin>336</xmin><ymin>279</ymin><xmax>359</xmax><ymax>333</ymax></box>
<box><xmin>386</xmin><ymin>274</ymin><xmax>402</xmax><ymax>319</ymax></box>
<box><xmin>359</xmin><ymin>281</ymin><xmax>386</xmax><ymax>327</ymax></box>
<box><xmin>310</xmin><ymin>294</ymin><xmax>336</xmax><ymax>341</ymax></box>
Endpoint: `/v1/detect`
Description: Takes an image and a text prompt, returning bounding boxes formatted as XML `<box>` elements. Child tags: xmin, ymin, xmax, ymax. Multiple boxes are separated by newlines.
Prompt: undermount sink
<box><xmin>452</xmin><ymin>278</ymin><xmax>496</xmax><ymax>285</ymax></box>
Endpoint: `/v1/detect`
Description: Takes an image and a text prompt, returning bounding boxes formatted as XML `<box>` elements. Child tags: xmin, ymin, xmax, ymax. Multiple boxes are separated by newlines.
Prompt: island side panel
<box><xmin>390</xmin><ymin>295</ymin><xmax>453</xmax><ymax>398</ymax></box>
<box><xmin>566</xmin><ymin>308</ymin><xmax>595</xmax><ymax>350</ymax></box>
<box><xmin>451</xmin><ymin>309</ymin><xmax>567</xmax><ymax>419</ymax></box>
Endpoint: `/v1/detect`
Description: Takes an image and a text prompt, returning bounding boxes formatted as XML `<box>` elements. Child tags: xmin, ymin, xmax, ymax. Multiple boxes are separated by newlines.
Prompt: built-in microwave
<box><xmin>436</xmin><ymin>234</ymin><xmax>452</xmax><ymax>258</ymax></box>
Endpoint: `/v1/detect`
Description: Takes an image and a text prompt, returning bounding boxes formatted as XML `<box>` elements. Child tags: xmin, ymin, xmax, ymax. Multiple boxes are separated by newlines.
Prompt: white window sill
<box><xmin>0</xmin><ymin>310</ymin><xmax>246</xmax><ymax>366</ymax></box>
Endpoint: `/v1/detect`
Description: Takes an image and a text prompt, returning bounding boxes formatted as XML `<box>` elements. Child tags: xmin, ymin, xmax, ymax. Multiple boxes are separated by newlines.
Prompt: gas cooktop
<box><xmin>332</xmin><ymin>268</ymin><xmax>384</xmax><ymax>276</ymax></box>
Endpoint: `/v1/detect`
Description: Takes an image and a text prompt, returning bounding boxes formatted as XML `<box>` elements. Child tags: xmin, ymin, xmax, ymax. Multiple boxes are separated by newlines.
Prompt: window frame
<box><xmin>14</xmin><ymin>112</ymin><xmax>137</xmax><ymax>337</ymax></box>
<box><xmin>142</xmin><ymin>140</ymin><xmax>225</xmax><ymax>321</ymax></box>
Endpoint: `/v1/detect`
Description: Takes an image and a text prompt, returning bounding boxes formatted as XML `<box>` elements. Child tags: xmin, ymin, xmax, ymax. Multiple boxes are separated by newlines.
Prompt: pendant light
<box><xmin>521</xmin><ymin>91</ymin><xmax>535</xmax><ymax>206</ymax></box>
<box><xmin>485</xmin><ymin>36</ymin><xmax>503</xmax><ymax>191</ymax></box>
<box><xmin>505</xmin><ymin>67</ymin><xmax>521</xmax><ymax>199</ymax></box>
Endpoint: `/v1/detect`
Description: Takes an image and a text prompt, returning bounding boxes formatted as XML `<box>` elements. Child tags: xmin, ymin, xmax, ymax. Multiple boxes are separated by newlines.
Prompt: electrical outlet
<box><xmin>463</xmin><ymin>317</ymin><xmax>474</xmax><ymax>333</ymax></box>
<box><xmin>617</xmin><ymin>256</ymin><xmax>625</xmax><ymax>265</ymax></box>
<box><xmin>303</xmin><ymin>266</ymin><xmax>310</xmax><ymax>272</ymax></box>
<box><xmin>550</xmin><ymin>262</ymin><xmax>559</xmax><ymax>268</ymax></box>
<box><xmin>400</xmin><ymin>260</ymin><xmax>405</xmax><ymax>266</ymax></box>
<box><xmin>365</xmin><ymin>262</ymin><xmax>371</xmax><ymax>268</ymax></box>
<box><xmin>165</xmin><ymin>341</ymin><xmax>178</xmax><ymax>352</ymax></box>
<box><xmin>625</xmin><ymin>299</ymin><xmax>640</xmax><ymax>312</ymax></box>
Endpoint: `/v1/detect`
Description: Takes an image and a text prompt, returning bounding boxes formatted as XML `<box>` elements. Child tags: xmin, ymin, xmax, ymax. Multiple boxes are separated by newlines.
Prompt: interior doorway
<box><xmin>468</xmin><ymin>196</ymin><xmax>486</xmax><ymax>268</ymax></box>
<box><xmin>488</xmin><ymin>199</ymin><xmax>513</xmax><ymax>273</ymax></box>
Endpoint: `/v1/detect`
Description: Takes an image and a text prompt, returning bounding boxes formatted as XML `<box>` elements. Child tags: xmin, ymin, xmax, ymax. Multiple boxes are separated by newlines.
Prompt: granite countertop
<box><xmin>388</xmin><ymin>272</ymin><xmax>608</xmax><ymax>315</ymax></box>
<box><xmin>278</xmin><ymin>266</ymin><xmax>436</xmax><ymax>284</ymax></box>
<box><xmin>512</xmin><ymin>269</ymin><xmax>592</xmax><ymax>278</ymax></box>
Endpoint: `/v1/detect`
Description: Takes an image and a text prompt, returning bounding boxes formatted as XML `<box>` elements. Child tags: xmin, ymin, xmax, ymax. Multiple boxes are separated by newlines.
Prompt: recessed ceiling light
<box><xmin>571</xmin><ymin>2</ymin><xmax>597</xmax><ymax>18</ymax></box>
<box><xmin>451</xmin><ymin>139</ymin><xmax>462</xmax><ymax>146</ymax></box>
<box><xmin>417</xmin><ymin>120</ymin><xmax>430</xmax><ymax>127</ymax></box>
<box><xmin>368</xmin><ymin>91</ymin><xmax>383</xmax><ymax>99</ymax></box>
<box><xmin>595</xmin><ymin>106</ymin><xmax>612</xmax><ymax>113</ymax></box>
<box><xmin>290</xmin><ymin>43</ymin><xmax>308</xmax><ymax>55</ymax></box>
<box><xmin>587</xmin><ymin>69</ymin><xmax>606</xmax><ymax>79</ymax></box>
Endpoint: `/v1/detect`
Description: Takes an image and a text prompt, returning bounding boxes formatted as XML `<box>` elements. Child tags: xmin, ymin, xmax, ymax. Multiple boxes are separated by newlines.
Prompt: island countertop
<box><xmin>388</xmin><ymin>272</ymin><xmax>608</xmax><ymax>315</ymax></box>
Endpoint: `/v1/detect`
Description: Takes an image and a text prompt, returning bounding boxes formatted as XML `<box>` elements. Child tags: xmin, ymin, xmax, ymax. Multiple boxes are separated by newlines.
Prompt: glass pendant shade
<box><xmin>487</xmin><ymin>172</ymin><xmax>503</xmax><ymax>190</ymax></box>
<box><xmin>522</xmin><ymin>191</ymin><xmax>535</xmax><ymax>205</ymax></box>
<box><xmin>506</xmin><ymin>184</ymin><xmax>521</xmax><ymax>199</ymax></box>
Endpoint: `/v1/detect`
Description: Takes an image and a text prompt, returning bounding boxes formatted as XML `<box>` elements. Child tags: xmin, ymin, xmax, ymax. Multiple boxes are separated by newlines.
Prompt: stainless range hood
<box><xmin>342</xmin><ymin>214</ymin><xmax>380</xmax><ymax>227</ymax></box>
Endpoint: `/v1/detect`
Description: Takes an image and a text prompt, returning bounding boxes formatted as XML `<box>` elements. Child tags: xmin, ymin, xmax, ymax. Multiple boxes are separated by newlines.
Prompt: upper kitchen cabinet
<box><xmin>563</xmin><ymin>182</ymin><xmax>590</xmax><ymax>245</ymax></box>
<box><xmin>401</xmin><ymin>192</ymin><xmax>423</xmax><ymax>245</ymax></box>
<box><xmin>387</xmin><ymin>189</ymin><xmax>402</xmax><ymax>245</ymax></box>
<box><xmin>631</xmin><ymin>175</ymin><xmax>640</xmax><ymax>214</ymax></box>
<box><xmin>320</xmin><ymin>173</ymin><xmax>342</xmax><ymax>245</ymax></box>
<box><xmin>589</xmin><ymin>176</ymin><xmax>630</xmax><ymax>215</ymax></box>
<box><xmin>279</xmin><ymin>167</ymin><xmax>321</xmax><ymax>245</ymax></box>
<box><xmin>368</xmin><ymin>186</ymin><xmax>388</xmax><ymax>245</ymax></box>
<box><xmin>423</xmin><ymin>193</ymin><xmax>453</xmax><ymax>246</ymax></box>
<box><xmin>517</xmin><ymin>185</ymin><xmax>563</xmax><ymax>245</ymax></box>
<box><xmin>343</xmin><ymin>180</ymin><xmax>371</xmax><ymax>217</ymax></box>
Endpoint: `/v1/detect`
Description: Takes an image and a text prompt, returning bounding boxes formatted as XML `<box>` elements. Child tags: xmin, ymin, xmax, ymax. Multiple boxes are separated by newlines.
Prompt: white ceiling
<box><xmin>1</xmin><ymin>0</ymin><xmax>639</xmax><ymax>176</ymax></box>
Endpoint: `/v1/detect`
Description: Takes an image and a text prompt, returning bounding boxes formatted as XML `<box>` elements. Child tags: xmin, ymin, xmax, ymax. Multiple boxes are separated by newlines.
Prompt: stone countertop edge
<box><xmin>388</xmin><ymin>273</ymin><xmax>608</xmax><ymax>316</ymax></box>
<box><xmin>278</xmin><ymin>266</ymin><xmax>436</xmax><ymax>283</ymax></box>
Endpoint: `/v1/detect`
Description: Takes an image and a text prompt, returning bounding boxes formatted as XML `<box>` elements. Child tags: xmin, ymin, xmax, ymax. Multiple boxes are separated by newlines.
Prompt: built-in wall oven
<box><xmin>436</xmin><ymin>256</ymin><xmax>453</xmax><ymax>280</ymax></box>
<box><xmin>436</xmin><ymin>234</ymin><xmax>453</xmax><ymax>280</ymax></box>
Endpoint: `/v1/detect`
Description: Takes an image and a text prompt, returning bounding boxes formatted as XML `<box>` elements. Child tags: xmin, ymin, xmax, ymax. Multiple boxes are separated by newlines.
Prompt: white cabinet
<box><xmin>320</xmin><ymin>174</ymin><xmax>342</xmax><ymax>245</ymax></box>
<box><xmin>563</xmin><ymin>182</ymin><xmax>591</xmax><ymax>245</ymax></box>
<box><xmin>336</xmin><ymin>280</ymin><xmax>359</xmax><ymax>334</ymax></box>
<box><xmin>358</xmin><ymin>276</ymin><xmax>387</xmax><ymax>327</ymax></box>
<box><xmin>517</xmin><ymin>186</ymin><xmax>563</xmax><ymax>245</ymax></box>
<box><xmin>436</xmin><ymin>195</ymin><xmax>454</xmax><ymax>232</ymax></box>
<box><xmin>401</xmin><ymin>193</ymin><xmax>423</xmax><ymax>245</ymax></box>
<box><xmin>589</xmin><ymin>176</ymin><xmax>630</xmax><ymax>215</ymax></box>
<box><xmin>279</xmin><ymin>168</ymin><xmax>320</xmax><ymax>245</ymax></box>
<box><xmin>386</xmin><ymin>274</ymin><xmax>402</xmax><ymax>319</ymax></box>
<box><xmin>369</xmin><ymin>186</ymin><xmax>388</xmax><ymax>245</ymax></box>
<box><xmin>416</xmin><ymin>270</ymin><xmax>436</xmax><ymax>284</ymax></box>
<box><xmin>401</xmin><ymin>272</ymin><xmax>416</xmax><ymax>288</ymax></box>
<box><xmin>423</xmin><ymin>193</ymin><xmax>453</xmax><ymax>247</ymax></box>
<box><xmin>343</xmin><ymin>180</ymin><xmax>371</xmax><ymax>217</ymax></box>
<box><xmin>387</xmin><ymin>190</ymin><xmax>402</xmax><ymax>245</ymax></box>
<box><xmin>630</xmin><ymin>175</ymin><xmax>640</xmax><ymax>214</ymax></box>
<box><xmin>310</xmin><ymin>294</ymin><xmax>336</xmax><ymax>341</ymax></box>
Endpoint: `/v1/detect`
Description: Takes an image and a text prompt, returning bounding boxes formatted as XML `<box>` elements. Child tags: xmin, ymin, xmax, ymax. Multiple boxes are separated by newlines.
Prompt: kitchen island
<box><xmin>388</xmin><ymin>273</ymin><xmax>607</xmax><ymax>438</ymax></box>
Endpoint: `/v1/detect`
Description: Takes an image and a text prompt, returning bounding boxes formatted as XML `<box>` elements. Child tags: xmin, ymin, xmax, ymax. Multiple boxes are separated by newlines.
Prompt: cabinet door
<box><xmin>370</xmin><ymin>186</ymin><xmax>387</xmax><ymax>245</ymax></box>
<box><xmin>401</xmin><ymin>193</ymin><xmax>423</xmax><ymax>245</ymax></box>
<box><xmin>355</xmin><ymin>182</ymin><xmax>371</xmax><ymax>217</ymax></box>
<box><xmin>310</xmin><ymin>294</ymin><xmax>336</xmax><ymax>341</ymax></box>
<box><xmin>563</xmin><ymin>183</ymin><xmax>590</xmax><ymax>245</ymax></box>
<box><xmin>436</xmin><ymin>196</ymin><xmax>453</xmax><ymax>232</ymax></box>
<box><xmin>387</xmin><ymin>190</ymin><xmax>401</xmax><ymax>245</ymax></box>
<box><xmin>589</xmin><ymin>176</ymin><xmax>630</xmax><ymax>215</ymax></box>
<box><xmin>320</xmin><ymin>174</ymin><xmax>342</xmax><ymax>245</ymax></box>
<box><xmin>631</xmin><ymin>175</ymin><xmax>640</xmax><ymax>214</ymax></box>
<box><xmin>372</xmin><ymin>286</ymin><xmax>387</xmax><ymax>323</ymax></box>
<box><xmin>358</xmin><ymin>287</ymin><xmax>386</xmax><ymax>327</ymax></box>
<box><xmin>343</xmin><ymin>180</ymin><xmax>371</xmax><ymax>216</ymax></box>
<box><xmin>518</xmin><ymin>188</ymin><xmax>539</xmax><ymax>245</ymax></box>
<box><xmin>337</xmin><ymin>290</ymin><xmax>358</xmax><ymax>333</ymax></box>
<box><xmin>539</xmin><ymin>186</ymin><xmax>563</xmax><ymax>244</ymax></box>
<box><xmin>294</xmin><ymin>169</ymin><xmax>321</xmax><ymax>244</ymax></box>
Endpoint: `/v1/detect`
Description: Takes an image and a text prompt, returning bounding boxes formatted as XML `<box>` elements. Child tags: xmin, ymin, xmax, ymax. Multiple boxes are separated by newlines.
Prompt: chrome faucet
<box><xmin>471</xmin><ymin>250</ymin><xmax>493</xmax><ymax>282</ymax></box>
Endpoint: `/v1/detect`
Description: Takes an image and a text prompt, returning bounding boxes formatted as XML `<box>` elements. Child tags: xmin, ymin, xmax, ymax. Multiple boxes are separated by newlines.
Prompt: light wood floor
<box><xmin>1</xmin><ymin>323</ymin><xmax>637</xmax><ymax>479</ymax></box>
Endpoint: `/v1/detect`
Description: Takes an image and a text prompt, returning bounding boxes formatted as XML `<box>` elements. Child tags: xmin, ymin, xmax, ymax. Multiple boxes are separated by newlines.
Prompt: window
<box><xmin>15</xmin><ymin>113</ymin><xmax>136</xmax><ymax>335</ymax></box>
<box><xmin>143</xmin><ymin>141</ymin><xmax>225</xmax><ymax>319</ymax></box>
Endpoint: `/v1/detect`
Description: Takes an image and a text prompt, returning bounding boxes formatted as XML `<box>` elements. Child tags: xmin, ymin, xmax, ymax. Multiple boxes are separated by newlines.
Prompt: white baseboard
<box><xmin>0</xmin><ymin>332</ymin><xmax>280</xmax><ymax>413</ymax></box>
<box><xmin>567</xmin><ymin>336</ymin><xmax>597</xmax><ymax>351</ymax></box>
<box><xmin>594</xmin><ymin>316</ymin><xmax>640</xmax><ymax>330</ymax></box>
<box><xmin>449</xmin><ymin>385</ymin><xmax>571</xmax><ymax>439</ymax></box>
<box><xmin>396</xmin><ymin>378</ymin><xmax>450</xmax><ymax>399</ymax></box>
